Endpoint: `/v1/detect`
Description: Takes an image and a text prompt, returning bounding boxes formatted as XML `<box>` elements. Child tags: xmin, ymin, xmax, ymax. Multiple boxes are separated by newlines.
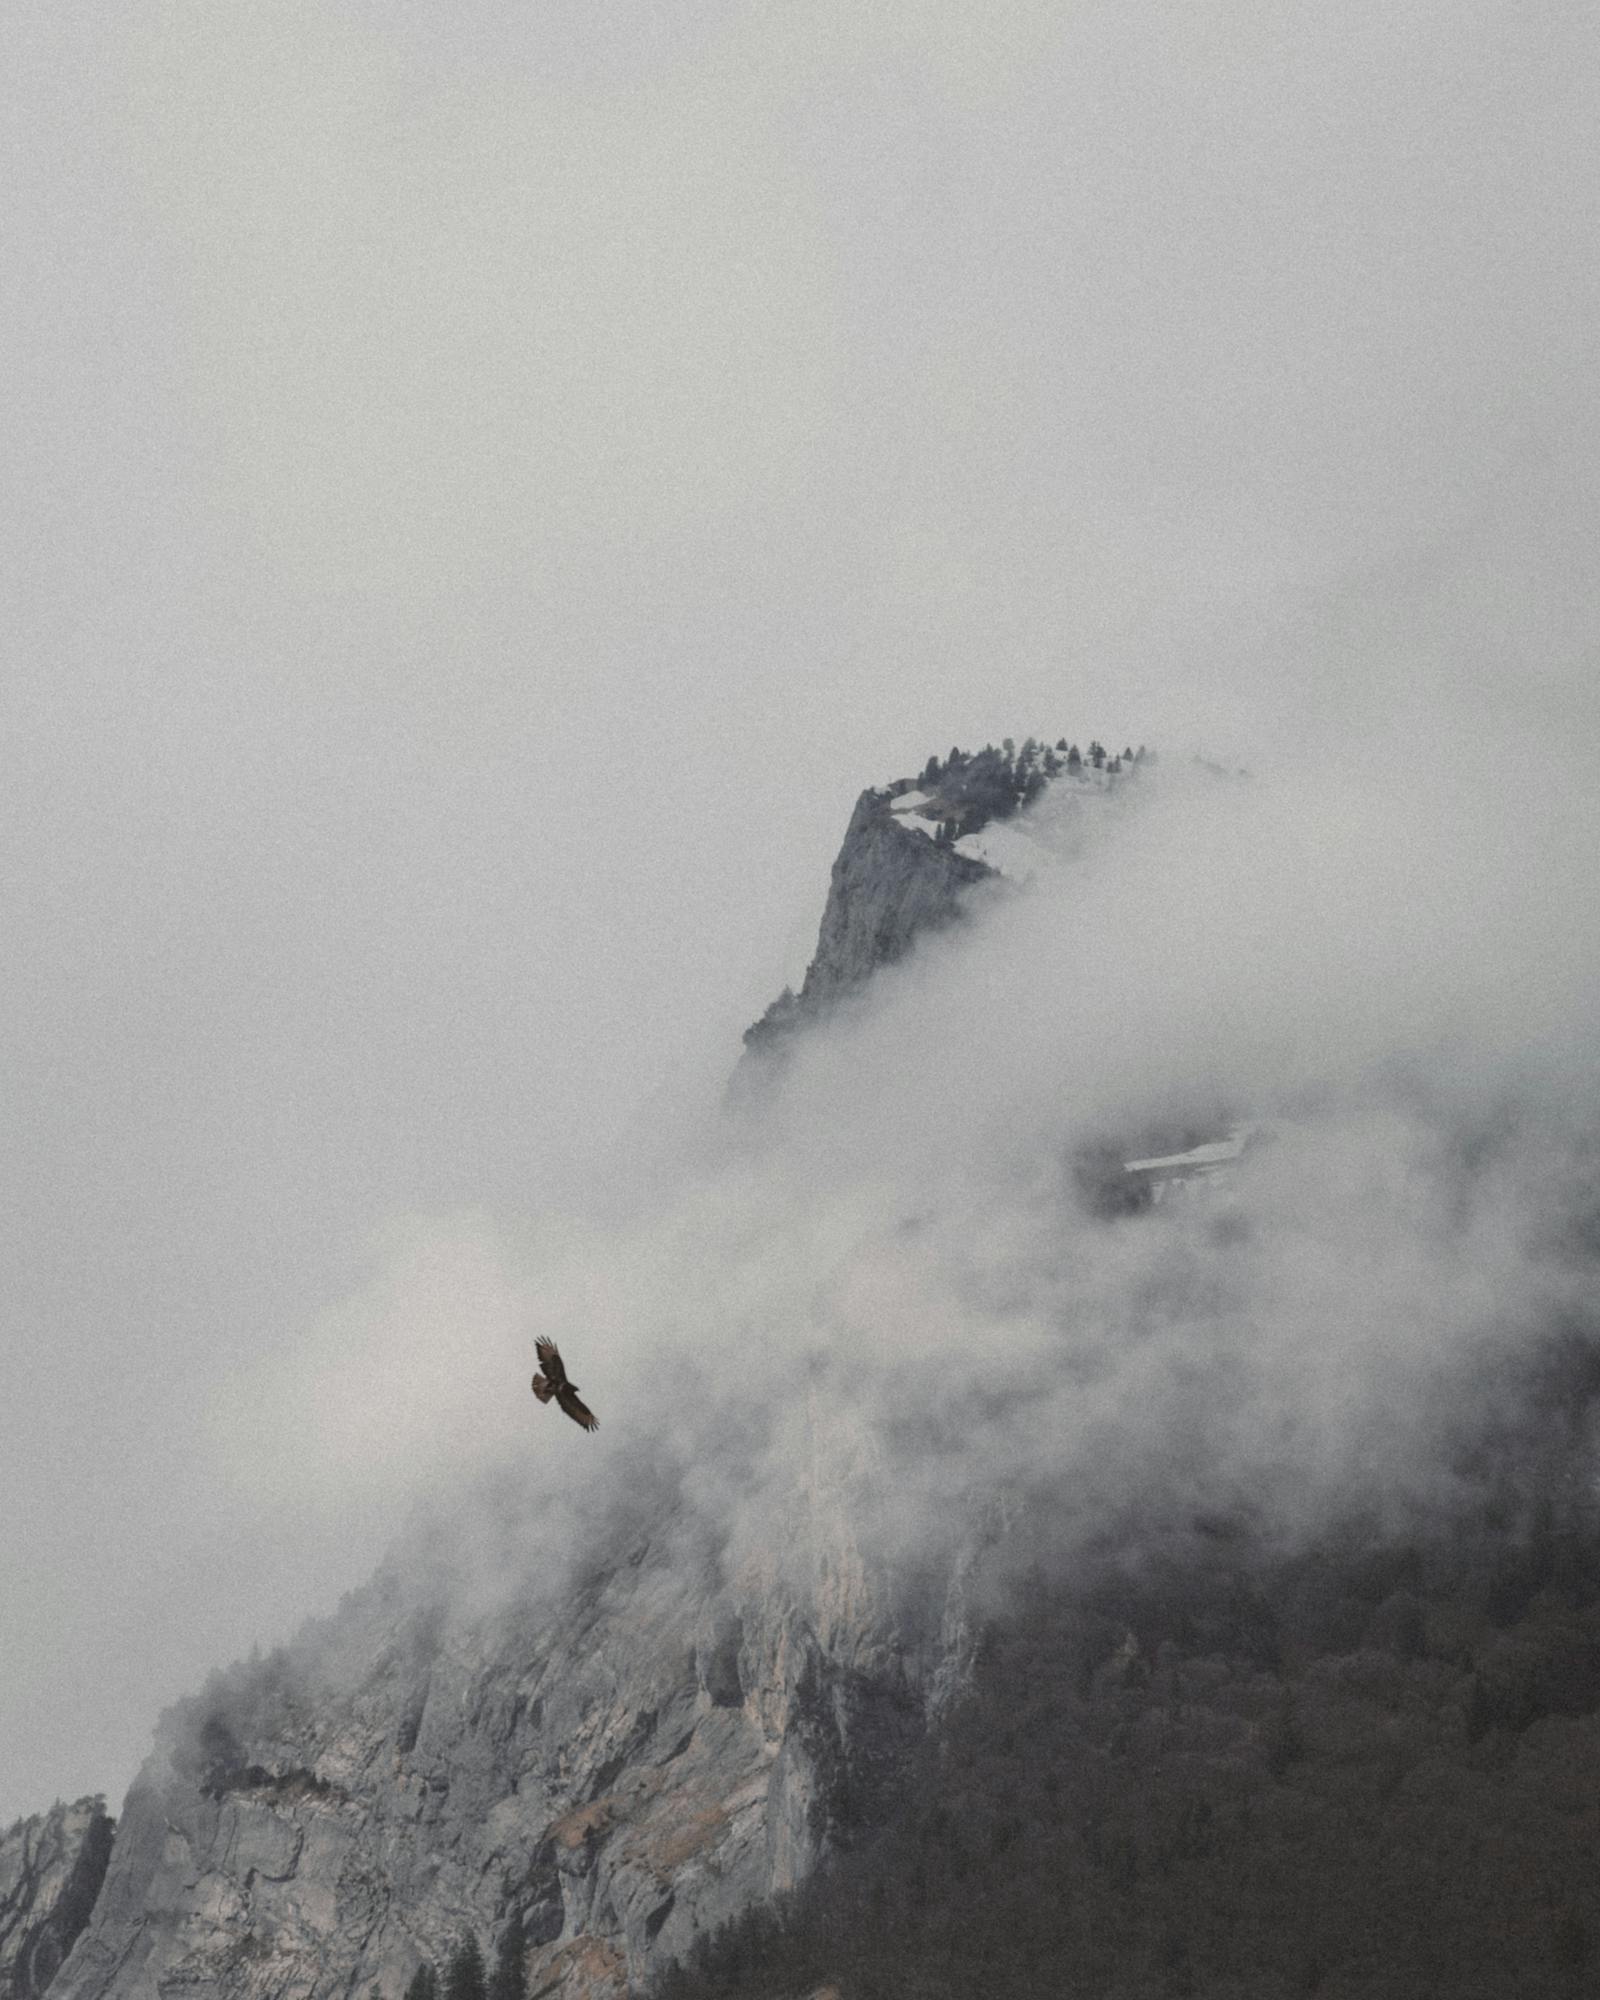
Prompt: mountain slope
<box><xmin>46</xmin><ymin>734</ymin><xmax>1595</xmax><ymax>2000</ymax></box>
<box><xmin>50</xmin><ymin>1457</ymin><xmax>972</xmax><ymax>2000</ymax></box>
<box><xmin>43</xmin><ymin>749</ymin><xmax>1021</xmax><ymax>2000</ymax></box>
<box><xmin>664</xmin><ymin>1500</ymin><xmax>1600</xmax><ymax>2000</ymax></box>
<box><xmin>28</xmin><ymin>740</ymin><xmax>1160</xmax><ymax>2000</ymax></box>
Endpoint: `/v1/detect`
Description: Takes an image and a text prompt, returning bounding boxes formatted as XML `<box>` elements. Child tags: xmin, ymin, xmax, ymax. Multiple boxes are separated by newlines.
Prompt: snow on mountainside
<box><xmin>889</xmin><ymin>753</ymin><xmax>1132</xmax><ymax>881</ymax></box>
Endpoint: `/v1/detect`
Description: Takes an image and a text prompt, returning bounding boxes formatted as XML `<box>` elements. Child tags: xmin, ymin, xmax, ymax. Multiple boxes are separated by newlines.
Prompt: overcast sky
<box><xmin>4</xmin><ymin>0</ymin><xmax>1599</xmax><ymax>1823</ymax></box>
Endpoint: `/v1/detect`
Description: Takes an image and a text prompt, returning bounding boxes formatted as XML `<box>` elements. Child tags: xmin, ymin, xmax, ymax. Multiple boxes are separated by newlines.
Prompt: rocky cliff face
<box><xmin>741</xmin><ymin>787</ymin><xmax>995</xmax><ymax>1063</ymax></box>
<box><xmin>0</xmin><ymin>1799</ymin><xmax>113</xmax><ymax>2000</ymax></box>
<box><xmin>740</xmin><ymin>742</ymin><xmax>1133</xmax><ymax>1067</ymax></box>
<box><xmin>50</xmin><ymin>1460</ymin><xmax>974</xmax><ymax>2000</ymax></box>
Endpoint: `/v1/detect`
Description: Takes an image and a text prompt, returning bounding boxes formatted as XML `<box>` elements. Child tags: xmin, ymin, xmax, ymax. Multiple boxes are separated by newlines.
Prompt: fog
<box><xmin>226</xmin><ymin>735</ymin><xmax>1600</xmax><ymax>1608</ymax></box>
<box><xmin>4</xmin><ymin>0</ymin><xmax>1598</xmax><ymax>1821</ymax></box>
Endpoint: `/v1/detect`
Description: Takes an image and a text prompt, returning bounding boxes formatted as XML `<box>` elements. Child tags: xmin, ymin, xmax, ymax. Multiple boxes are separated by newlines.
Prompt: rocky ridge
<box><xmin>0</xmin><ymin>1800</ymin><xmax>113</xmax><ymax>2000</ymax></box>
<box><xmin>742</xmin><ymin>737</ymin><xmax>1136</xmax><ymax>1065</ymax></box>
<box><xmin>739</xmin><ymin>786</ymin><xmax>994</xmax><ymax>1063</ymax></box>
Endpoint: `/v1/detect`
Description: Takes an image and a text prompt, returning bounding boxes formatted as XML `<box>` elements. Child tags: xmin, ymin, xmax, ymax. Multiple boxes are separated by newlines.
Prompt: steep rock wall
<box><xmin>0</xmin><ymin>1800</ymin><xmax>114</xmax><ymax>2000</ymax></box>
<box><xmin>741</xmin><ymin>789</ymin><xmax>993</xmax><ymax>1063</ymax></box>
<box><xmin>50</xmin><ymin>1464</ymin><xmax>974</xmax><ymax>2000</ymax></box>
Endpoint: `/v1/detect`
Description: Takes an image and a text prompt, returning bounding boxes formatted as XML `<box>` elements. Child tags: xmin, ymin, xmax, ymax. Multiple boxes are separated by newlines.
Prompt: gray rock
<box><xmin>740</xmin><ymin>789</ymin><xmax>994</xmax><ymax>1066</ymax></box>
<box><xmin>0</xmin><ymin>1798</ymin><xmax>113</xmax><ymax>2000</ymax></box>
<box><xmin>49</xmin><ymin>1471</ymin><xmax>976</xmax><ymax>2000</ymax></box>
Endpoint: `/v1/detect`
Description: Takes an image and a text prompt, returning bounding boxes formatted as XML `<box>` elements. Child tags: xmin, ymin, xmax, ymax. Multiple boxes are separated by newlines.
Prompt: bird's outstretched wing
<box><xmin>534</xmin><ymin>1337</ymin><xmax>569</xmax><ymax>1390</ymax></box>
<box><xmin>556</xmin><ymin>1387</ymin><xmax>598</xmax><ymax>1432</ymax></box>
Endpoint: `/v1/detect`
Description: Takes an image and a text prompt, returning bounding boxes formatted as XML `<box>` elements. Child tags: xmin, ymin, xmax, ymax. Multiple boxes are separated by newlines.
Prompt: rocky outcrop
<box><xmin>49</xmin><ymin>1445</ymin><xmax>976</xmax><ymax>2000</ymax></box>
<box><xmin>0</xmin><ymin>1799</ymin><xmax>114</xmax><ymax>2000</ymax></box>
<box><xmin>741</xmin><ymin>789</ymin><xmax>994</xmax><ymax>1063</ymax></box>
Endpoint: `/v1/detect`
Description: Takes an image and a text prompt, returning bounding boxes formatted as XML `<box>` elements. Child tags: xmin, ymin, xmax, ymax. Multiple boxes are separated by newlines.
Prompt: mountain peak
<box><xmin>743</xmin><ymin>736</ymin><xmax>1146</xmax><ymax>1063</ymax></box>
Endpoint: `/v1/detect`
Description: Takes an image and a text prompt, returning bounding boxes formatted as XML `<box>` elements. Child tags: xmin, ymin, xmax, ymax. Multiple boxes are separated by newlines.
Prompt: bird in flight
<box><xmin>531</xmin><ymin>1337</ymin><xmax>598</xmax><ymax>1432</ymax></box>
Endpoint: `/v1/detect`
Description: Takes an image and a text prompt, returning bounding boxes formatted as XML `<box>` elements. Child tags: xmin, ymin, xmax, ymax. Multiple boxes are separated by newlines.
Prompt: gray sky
<box><xmin>4</xmin><ymin>0</ymin><xmax>1599</xmax><ymax>1822</ymax></box>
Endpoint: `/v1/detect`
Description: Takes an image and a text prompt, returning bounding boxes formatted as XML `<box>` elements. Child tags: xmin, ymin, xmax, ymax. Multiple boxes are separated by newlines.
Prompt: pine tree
<box><xmin>489</xmin><ymin>1915</ymin><xmax>526</xmax><ymax>2000</ymax></box>
<box><xmin>445</xmin><ymin>1934</ymin><xmax>487</xmax><ymax>2000</ymax></box>
<box><xmin>404</xmin><ymin>1964</ymin><xmax>438</xmax><ymax>2000</ymax></box>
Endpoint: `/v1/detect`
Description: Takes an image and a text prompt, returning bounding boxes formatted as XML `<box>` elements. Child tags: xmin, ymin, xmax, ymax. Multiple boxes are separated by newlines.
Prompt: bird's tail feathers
<box><xmin>531</xmin><ymin>1374</ymin><xmax>555</xmax><ymax>1403</ymax></box>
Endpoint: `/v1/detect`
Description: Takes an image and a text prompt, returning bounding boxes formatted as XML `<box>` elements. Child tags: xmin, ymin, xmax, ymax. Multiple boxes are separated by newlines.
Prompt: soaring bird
<box><xmin>531</xmin><ymin>1337</ymin><xmax>598</xmax><ymax>1432</ymax></box>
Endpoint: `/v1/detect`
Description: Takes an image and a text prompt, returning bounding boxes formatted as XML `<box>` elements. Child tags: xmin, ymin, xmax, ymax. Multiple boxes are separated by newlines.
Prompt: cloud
<box><xmin>211</xmin><ymin>1214</ymin><xmax>530</xmax><ymax>1514</ymax></box>
<box><xmin>224</xmin><ymin>711</ymin><xmax>1600</xmax><ymax>1629</ymax></box>
<box><xmin>7</xmin><ymin>0</ymin><xmax>1600</xmax><ymax>1819</ymax></box>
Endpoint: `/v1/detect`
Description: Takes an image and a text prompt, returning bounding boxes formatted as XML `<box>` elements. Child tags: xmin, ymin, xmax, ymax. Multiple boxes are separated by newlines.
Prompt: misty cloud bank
<box><xmin>220</xmin><ymin>727</ymin><xmax>1600</xmax><ymax>1633</ymax></box>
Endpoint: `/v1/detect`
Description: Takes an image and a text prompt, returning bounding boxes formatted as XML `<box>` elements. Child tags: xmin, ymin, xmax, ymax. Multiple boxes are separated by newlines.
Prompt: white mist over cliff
<box><xmin>5</xmin><ymin>0</ymin><xmax>1599</xmax><ymax>1824</ymax></box>
<box><xmin>220</xmin><ymin>707</ymin><xmax>1600</xmax><ymax>1641</ymax></box>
